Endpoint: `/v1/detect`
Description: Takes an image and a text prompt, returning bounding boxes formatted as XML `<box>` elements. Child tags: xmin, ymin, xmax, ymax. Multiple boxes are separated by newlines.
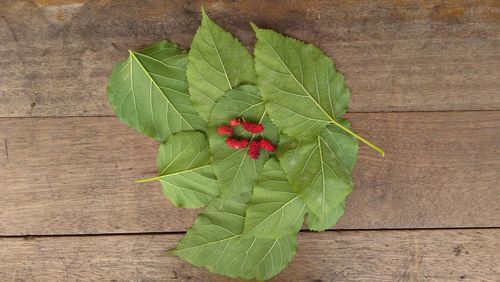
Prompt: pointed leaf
<box><xmin>107</xmin><ymin>40</ymin><xmax>206</xmax><ymax>141</ymax></box>
<box><xmin>172</xmin><ymin>196</ymin><xmax>297</xmax><ymax>280</ymax></box>
<box><xmin>137</xmin><ymin>131</ymin><xmax>218</xmax><ymax>208</ymax></box>
<box><xmin>243</xmin><ymin>158</ymin><xmax>306</xmax><ymax>239</ymax></box>
<box><xmin>279</xmin><ymin>122</ymin><xmax>358</xmax><ymax>230</ymax></box>
<box><xmin>253</xmin><ymin>26</ymin><xmax>349</xmax><ymax>140</ymax></box>
<box><xmin>253</xmin><ymin>25</ymin><xmax>384</xmax><ymax>155</ymax></box>
<box><xmin>208</xmin><ymin>85</ymin><xmax>279</xmax><ymax>198</ymax></box>
<box><xmin>188</xmin><ymin>10</ymin><xmax>256</xmax><ymax>120</ymax></box>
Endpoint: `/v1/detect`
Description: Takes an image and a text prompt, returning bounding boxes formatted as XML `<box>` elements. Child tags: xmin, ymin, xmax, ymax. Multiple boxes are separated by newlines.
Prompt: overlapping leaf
<box><xmin>279</xmin><ymin>121</ymin><xmax>358</xmax><ymax>231</ymax></box>
<box><xmin>252</xmin><ymin>25</ymin><xmax>350</xmax><ymax>140</ymax></box>
<box><xmin>107</xmin><ymin>40</ymin><xmax>206</xmax><ymax>141</ymax></box>
<box><xmin>171</xmin><ymin>196</ymin><xmax>297</xmax><ymax>281</ymax></box>
<box><xmin>106</xmin><ymin>10</ymin><xmax>375</xmax><ymax>280</ymax></box>
<box><xmin>188</xmin><ymin>10</ymin><xmax>257</xmax><ymax>120</ymax></box>
<box><xmin>243</xmin><ymin>158</ymin><xmax>306</xmax><ymax>238</ymax></box>
<box><xmin>136</xmin><ymin>131</ymin><xmax>218</xmax><ymax>208</ymax></box>
<box><xmin>208</xmin><ymin>85</ymin><xmax>279</xmax><ymax>198</ymax></box>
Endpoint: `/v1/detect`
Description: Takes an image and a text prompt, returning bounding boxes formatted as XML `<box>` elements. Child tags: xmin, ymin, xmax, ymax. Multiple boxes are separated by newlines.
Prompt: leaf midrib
<box><xmin>319</xmin><ymin>134</ymin><xmax>350</xmax><ymax>175</ymax></box>
<box><xmin>136</xmin><ymin>165</ymin><xmax>213</xmax><ymax>183</ymax></box>
<box><xmin>160</xmin><ymin>165</ymin><xmax>213</xmax><ymax>178</ymax></box>
<box><xmin>206</xmin><ymin>20</ymin><xmax>233</xmax><ymax>90</ymax></box>
<box><xmin>313</xmin><ymin>136</ymin><xmax>345</xmax><ymax>216</ymax></box>
<box><xmin>317</xmin><ymin>135</ymin><xmax>327</xmax><ymax>220</ymax></box>
<box><xmin>246</xmin><ymin>194</ymin><xmax>302</xmax><ymax>235</ymax></box>
<box><xmin>176</xmin><ymin>234</ymin><xmax>241</xmax><ymax>253</ymax></box>
<box><xmin>163</xmin><ymin>174</ymin><xmax>217</xmax><ymax>196</ymax></box>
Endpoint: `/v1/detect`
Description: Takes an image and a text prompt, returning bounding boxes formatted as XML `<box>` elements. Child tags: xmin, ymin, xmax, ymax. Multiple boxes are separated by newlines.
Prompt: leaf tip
<box><xmin>200</xmin><ymin>6</ymin><xmax>208</xmax><ymax>19</ymax></box>
<box><xmin>164</xmin><ymin>248</ymin><xmax>177</xmax><ymax>254</ymax></box>
<box><xmin>250</xmin><ymin>22</ymin><xmax>259</xmax><ymax>32</ymax></box>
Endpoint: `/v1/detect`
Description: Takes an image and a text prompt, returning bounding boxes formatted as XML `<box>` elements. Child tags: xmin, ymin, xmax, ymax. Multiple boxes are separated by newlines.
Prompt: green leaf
<box><xmin>279</xmin><ymin>122</ymin><xmax>358</xmax><ymax>230</ymax></box>
<box><xmin>188</xmin><ymin>9</ymin><xmax>257</xmax><ymax>121</ymax></box>
<box><xmin>208</xmin><ymin>85</ymin><xmax>279</xmax><ymax>198</ymax></box>
<box><xmin>307</xmin><ymin>201</ymin><xmax>346</xmax><ymax>231</ymax></box>
<box><xmin>274</xmin><ymin>133</ymin><xmax>300</xmax><ymax>157</ymax></box>
<box><xmin>252</xmin><ymin>25</ymin><xmax>384</xmax><ymax>155</ymax></box>
<box><xmin>243</xmin><ymin>158</ymin><xmax>306</xmax><ymax>239</ymax></box>
<box><xmin>171</xmin><ymin>196</ymin><xmax>297</xmax><ymax>280</ymax></box>
<box><xmin>107</xmin><ymin>40</ymin><xmax>206</xmax><ymax>141</ymax></box>
<box><xmin>322</xmin><ymin>120</ymin><xmax>359</xmax><ymax>173</ymax></box>
<box><xmin>136</xmin><ymin>131</ymin><xmax>218</xmax><ymax>208</ymax></box>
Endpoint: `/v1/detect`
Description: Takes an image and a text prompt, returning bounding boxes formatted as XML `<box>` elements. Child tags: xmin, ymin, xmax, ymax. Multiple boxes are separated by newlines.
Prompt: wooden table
<box><xmin>1</xmin><ymin>1</ymin><xmax>499</xmax><ymax>281</ymax></box>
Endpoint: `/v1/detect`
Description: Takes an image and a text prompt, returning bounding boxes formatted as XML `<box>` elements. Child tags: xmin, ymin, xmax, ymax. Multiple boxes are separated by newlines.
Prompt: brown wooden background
<box><xmin>1</xmin><ymin>0</ymin><xmax>499</xmax><ymax>281</ymax></box>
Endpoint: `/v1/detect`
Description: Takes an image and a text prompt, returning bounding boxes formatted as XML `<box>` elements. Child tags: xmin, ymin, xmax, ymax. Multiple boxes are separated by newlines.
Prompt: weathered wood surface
<box><xmin>1</xmin><ymin>0</ymin><xmax>499</xmax><ymax>117</ymax></box>
<box><xmin>1</xmin><ymin>111</ymin><xmax>498</xmax><ymax>236</ymax></box>
<box><xmin>1</xmin><ymin>229</ymin><xmax>498</xmax><ymax>281</ymax></box>
<box><xmin>1</xmin><ymin>1</ymin><xmax>499</xmax><ymax>280</ymax></box>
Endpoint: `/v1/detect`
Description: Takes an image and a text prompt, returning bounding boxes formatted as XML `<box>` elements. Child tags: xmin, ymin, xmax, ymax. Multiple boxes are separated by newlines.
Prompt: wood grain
<box><xmin>1</xmin><ymin>111</ymin><xmax>498</xmax><ymax>236</ymax></box>
<box><xmin>1</xmin><ymin>0</ymin><xmax>499</xmax><ymax>117</ymax></box>
<box><xmin>0</xmin><ymin>229</ymin><xmax>498</xmax><ymax>281</ymax></box>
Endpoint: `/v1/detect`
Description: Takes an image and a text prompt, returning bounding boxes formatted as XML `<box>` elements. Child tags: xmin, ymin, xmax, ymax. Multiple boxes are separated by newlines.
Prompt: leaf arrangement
<box><xmin>107</xmin><ymin>8</ymin><xmax>383</xmax><ymax>281</ymax></box>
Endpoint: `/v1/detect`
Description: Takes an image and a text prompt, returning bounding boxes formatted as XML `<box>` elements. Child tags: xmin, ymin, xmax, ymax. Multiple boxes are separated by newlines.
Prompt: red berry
<box><xmin>225</xmin><ymin>137</ymin><xmax>249</xmax><ymax>149</ymax></box>
<box><xmin>236</xmin><ymin>139</ymin><xmax>249</xmax><ymax>149</ymax></box>
<box><xmin>248</xmin><ymin>140</ymin><xmax>261</xmax><ymax>159</ymax></box>
<box><xmin>259</xmin><ymin>139</ymin><xmax>275</xmax><ymax>152</ymax></box>
<box><xmin>225</xmin><ymin>137</ymin><xmax>238</xmax><ymax>148</ymax></box>
<box><xmin>230</xmin><ymin>118</ymin><xmax>241</xmax><ymax>127</ymax></box>
<box><xmin>242</xmin><ymin>121</ymin><xmax>264</xmax><ymax>134</ymax></box>
<box><xmin>217</xmin><ymin>125</ymin><xmax>233</xmax><ymax>136</ymax></box>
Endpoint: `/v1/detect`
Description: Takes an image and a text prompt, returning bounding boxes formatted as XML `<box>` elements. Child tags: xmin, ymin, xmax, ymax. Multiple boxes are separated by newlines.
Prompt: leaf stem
<box><xmin>329</xmin><ymin>119</ymin><xmax>385</xmax><ymax>156</ymax></box>
<box><xmin>135</xmin><ymin>176</ymin><xmax>161</xmax><ymax>183</ymax></box>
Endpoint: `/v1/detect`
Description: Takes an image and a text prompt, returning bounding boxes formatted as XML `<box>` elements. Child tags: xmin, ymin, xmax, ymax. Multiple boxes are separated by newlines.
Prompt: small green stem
<box><xmin>330</xmin><ymin>119</ymin><xmax>385</xmax><ymax>156</ymax></box>
<box><xmin>135</xmin><ymin>176</ymin><xmax>161</xmax><ymax>183</ymax></box>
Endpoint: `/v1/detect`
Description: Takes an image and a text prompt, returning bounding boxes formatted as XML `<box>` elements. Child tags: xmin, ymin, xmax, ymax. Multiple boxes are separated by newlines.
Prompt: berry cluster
<box><xmin>217</xmin><ymin>118</ymin><xmax>275</xmax><ymax>160</ymax></box>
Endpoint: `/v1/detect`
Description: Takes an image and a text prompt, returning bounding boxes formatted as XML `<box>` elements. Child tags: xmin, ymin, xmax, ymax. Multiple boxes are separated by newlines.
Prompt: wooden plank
<box><xmin>0</xmin><ymin>229</ymin><xmax>498</xmax><ymax>281</ymax></box>
<box><xmin>0</xmin><ymin>112</ymin><xmax>498</xmax><ymax>235</ymax></box>
<box><xmin>0</xmin><ymin>0</ymin><xmax>499</xmax><ymax>117</ymax></box>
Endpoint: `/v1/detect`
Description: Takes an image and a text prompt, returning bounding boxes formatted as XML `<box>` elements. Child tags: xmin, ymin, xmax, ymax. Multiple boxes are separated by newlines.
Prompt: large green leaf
<box><xmin>252</xmin><ymin>25</ymin><xmax>348</xmax><ymax>139</ymax></box>
<box><xmin>188</xmin><ymin>9</ymin><xmax>256</xmax><ymax>120</ymax></box>
<box><xmin>171</xmin><ymin>196</ymin><xmax>297</xmax><ymax>280</ymax></box>
<box><xmin>243</xmin><ymin>158</ymin><xmax>306</xmax><ymax>239</ymax></box>
<box><xmin>107</xmin><ymin>40</ymin><xmax>206</xmax><ymax>141</ymax></box>
<box><xmin>252</xmin><ymin>25</ymin><xmax>384</xmax><ymax>155</ymax></box>
<box><xmin>136</xmin><ymin>131</ymin><xmax>218</xmax><ymax>208</ymax></box>
<box><xmin>279</xmin><ymin>121</ymin><xmax>358</xmax><ymax>230</ymax></box>
<box><xmin>208</xmin><ymin>85</ymin><xmax>279</xmax><ymax>198</ymax></box>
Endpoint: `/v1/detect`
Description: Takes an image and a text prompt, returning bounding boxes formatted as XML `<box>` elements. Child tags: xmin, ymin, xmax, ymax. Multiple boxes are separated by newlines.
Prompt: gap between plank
<box><xmin>1</xmin><ymin>226</ymin><xmax>498</xmax><ymax>239</ymax></box>
<box><xmin>1</xmin><ymin>109</ymin><xmax>500</xmax><ymax>120</ymax></box>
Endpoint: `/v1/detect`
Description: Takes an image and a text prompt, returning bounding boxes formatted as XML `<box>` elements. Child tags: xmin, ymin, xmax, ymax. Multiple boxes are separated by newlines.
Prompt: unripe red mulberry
<box><xmin>259</xmin><ymin>138</ymin><xmax>275</xmax><ymax>152</ymax></box>
<box><xmin>217</xmin><ymin>125</ymin><xmax>233</xmax><ymax>136</ymax></box>
<box><xmin>230</xmin><ymin>118</ymin><xmax>242</xmax><ymax>127</ymax></box>
<box><xmin>248</xmin><ymin>140</ymin><xmax>261</xmax><ymax>159</ymax></box>
<box><xmin>242</xmin><ymin>121</ymin><xmax>264</xmax><ymax>134</ymax></box>
<box><xmin>225</xmin><ymin>137</ymin><xmax>249</xmax><ymax>149</ymax></box>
